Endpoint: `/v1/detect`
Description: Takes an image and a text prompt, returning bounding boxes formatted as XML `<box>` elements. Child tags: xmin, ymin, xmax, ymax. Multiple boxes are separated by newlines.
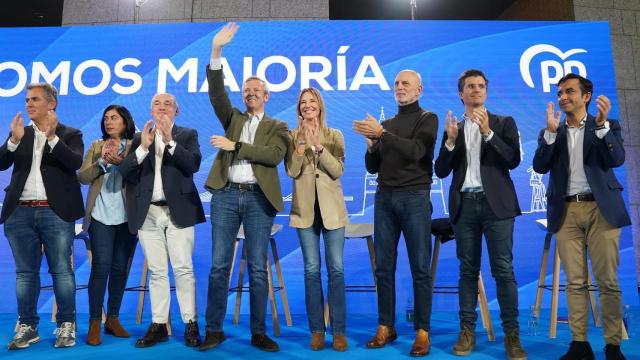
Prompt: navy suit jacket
<box><xmin>119</xmin><ymin>125</ymin><xmax>205</xmax><ymax>233</ymax></box>
<box><xmin>434</xmin><ymin>112</ymin><xmax>521</xmax><ymax>222</ymax></box>
<box><xmin>532</xmin><ymin>114</ymin><xmax>631</xmax><ymax>233</ymax></box>
<box><xmin>0</xmin><ymin>123</ymin><xmax>84</xmax><ymax>223</ymax></box>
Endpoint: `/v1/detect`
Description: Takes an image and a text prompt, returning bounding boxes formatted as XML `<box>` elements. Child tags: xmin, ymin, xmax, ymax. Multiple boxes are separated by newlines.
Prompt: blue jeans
<box><xmin>452</xmin><ymin>194</ymin><xmax>519</xmax><ymax>332</ymax></box>
<box><xmin>374</xmin><ymin>189</ymin><xmax>433</xmax><ymax>331</ymax></box>
<box><xmin>4</xmin><ymin>206</ymin><xmax>76</xmax><ymax>326</ymax></box>
<box><xmin>205</xmin><ymin>186</ymin><xmax>276</xmax><ymax>334</ymax></box>
<box><xmin>297</xmin><ymin>211</ymin><xmax>346</xmax><ymax>335</ymax></box>
<box><xmin>88</xmin><ymin>219</ymin><xmax>137</xmax><ymax>320</ymax></box>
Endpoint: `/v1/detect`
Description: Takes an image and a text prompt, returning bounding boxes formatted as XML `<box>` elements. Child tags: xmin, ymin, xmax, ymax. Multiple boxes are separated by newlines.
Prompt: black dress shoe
<box><xmin>199</xmin><ymin>330</ymin><xmax>225</xmax><ymax>351</ymax></box>
<box><xmin>135</xmin><ymin>323</ymin><xmax>168</xmax><ymax>348</ymax></box>
<box><xmin>251</xmin><ymin>333</ymin><xmax>279</xmax><ymax>352</ymax></box>
<box><xmin>604</xmin><ymin>344</ymin><xmax>626</xmax><ymax>360</ymax></box>
<box><xmin>559</xmin><ymin>341</ymin><xmax>595</xmax><ymax>360</ymax></box>
<box><xmin>184</xmin><ymin>320</ymin><xmax>201</xmax><ymax>347</ymax></box>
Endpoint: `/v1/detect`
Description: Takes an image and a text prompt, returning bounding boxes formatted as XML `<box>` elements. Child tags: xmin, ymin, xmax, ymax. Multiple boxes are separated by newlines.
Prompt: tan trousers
<box><xmin>555</xmin><ymin>201</ymin><xmax>622</xmax><ymax>345</ymax></box>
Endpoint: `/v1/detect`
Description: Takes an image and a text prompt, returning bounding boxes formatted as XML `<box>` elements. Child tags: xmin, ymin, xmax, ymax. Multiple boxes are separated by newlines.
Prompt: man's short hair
<box><xmin>26</xmin><ymin>83</ymin><xmax>58</xmax><ymax>109</ymax></box>
<box><xmin>457</xmin><ymin>69</ymin><xmax>489</xmax><ymax>93</ymax></box>
<box><xmin>150</xmin><ymin>93</ymin><xmax>179</xmax><ymax>109</ymax></box>
<box><xmin>243</xmin><ymin>76</ymin><xmax>269</xmax><ymax>95</ymax></box>
<box><xmin>557</xmin><ymin>73</ymin><xmax>593</xmax><ymax>109</ymax></box>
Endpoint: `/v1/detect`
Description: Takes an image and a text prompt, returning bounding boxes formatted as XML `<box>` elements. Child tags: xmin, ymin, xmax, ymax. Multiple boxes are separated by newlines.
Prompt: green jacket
<box><xmin>205</xmin><ymin>66</ymin><xmax>288</xmax><ymax>212</ymax></box>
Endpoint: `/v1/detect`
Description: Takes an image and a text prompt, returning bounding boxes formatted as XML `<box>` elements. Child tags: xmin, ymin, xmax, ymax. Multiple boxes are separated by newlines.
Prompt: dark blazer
<box><xmin>434</xmin><ymin>112</ymin><xmax>521</xmax><ymax>222</ymax></box>
<box><xmin>205</xmin><ymin>66</ymin><xmax>289</xmax><ymax>212</ymax></box>
<box><xmin>532</xmin><ymin>114</ymin><xmax>631</xmax><ymax>233</ymax></box>
<box><xmin>119</xmin><ymin>125</ymin><xmax>205</xmax><ymax>233</ymax></box>
<box><xmin>0</xmin><ymin>123</ymin><xmax>84</xmax><ymax>223</ymax></box>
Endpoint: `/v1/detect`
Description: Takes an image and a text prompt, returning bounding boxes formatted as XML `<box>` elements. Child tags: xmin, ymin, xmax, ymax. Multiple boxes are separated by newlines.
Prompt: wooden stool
<box><xmin>229</xmin><ymin>224</ymin><xmax>291</xmax><ymax>336</ymax></box>
<box><xmin>323</xmin><ymin>223</ymin><xmax>377</xmax><ymax>326</ymax></box>
<box><xmin>50</xmin><ymin>224</ymin><xmax>99</xmax><ymax>322</ymax></box>
<box><xmin>430</xmin><ymin>218</ymin><xmax>495</xmax><ymax>341</ymax></box>
<box><xmin>534</xmin><ymin>219</ymin><xmax>628</xmax><ymax>339</ymax></box>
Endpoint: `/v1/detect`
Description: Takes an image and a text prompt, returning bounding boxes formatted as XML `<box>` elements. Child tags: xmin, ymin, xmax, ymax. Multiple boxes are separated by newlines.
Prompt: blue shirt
<box><xmin>91</xmin><ymin>139</ymin><xmax>128</xmax><ymax>225</ymax></box>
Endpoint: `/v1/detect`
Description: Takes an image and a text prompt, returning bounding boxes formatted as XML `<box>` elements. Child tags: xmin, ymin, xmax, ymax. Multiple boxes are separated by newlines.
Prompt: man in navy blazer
<box><xmin>0</xmin><ymin>83</ymin><xmax>84</xmax><ymax>349</ymax></box>
<box><xmin>533</xmin><ymin>74</ymin><xmax>630</xmax><ymax>360</ymax></box>
<box><xmin>120</xmin><ymin>93</ymin><xmax>205</xmax><ymax>349</ymax></box>
<box><xmin>435</xmin><ymin>69</ymin><xmax>527</xmax><ymax>359</ymax></box>
<box><xmin>434</xmin><ymin>70</ymin><xmax>526</xmax><ymax>360</ymax></box>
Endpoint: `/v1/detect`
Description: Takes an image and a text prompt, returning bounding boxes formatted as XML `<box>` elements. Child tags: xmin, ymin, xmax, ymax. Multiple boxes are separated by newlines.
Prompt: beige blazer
<box><xmin>286</xmin><ymin>127</ymin><xmax>349</xmax><ymax>230</ymax></box>
<box><xmin>78</xmin><ymin>139</ymin><xmax>133</xmax><ymax>232</ymax></box>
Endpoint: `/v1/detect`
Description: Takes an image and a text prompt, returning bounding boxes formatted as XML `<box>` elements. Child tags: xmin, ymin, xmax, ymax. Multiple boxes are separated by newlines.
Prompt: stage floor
<box><xmin>0</xmin><ymin>309</ymin><xmax>638</xmax><ymax>359</ymax></box>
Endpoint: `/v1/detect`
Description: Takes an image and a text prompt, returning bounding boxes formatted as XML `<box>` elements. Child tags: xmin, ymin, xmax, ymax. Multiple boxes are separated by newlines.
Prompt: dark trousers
<box><xmin>452</xmin><ymin>193</ymin><xmax>519</xmax><ymax>332</ymax></box>
<box><xmin>374</xmin><ymin>189</ymin><xmax>433</xmax><ymax>331</ymax></box>
<box><xmin>87</xmin><ymin>219</ymin><xmax>137</xmax><ymax>320</ymax></box>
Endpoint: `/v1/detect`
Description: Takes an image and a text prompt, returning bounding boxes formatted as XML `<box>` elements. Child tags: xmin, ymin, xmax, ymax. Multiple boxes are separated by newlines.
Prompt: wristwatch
<box><xmin>234</xmin><ymin>141</ymin><xmax>242</xmax><ymax>152</ymax></box>
<box><xmin>297</xmin><ymin>139</ymin><xmax>307</xmax><ymax>146</ymax></box>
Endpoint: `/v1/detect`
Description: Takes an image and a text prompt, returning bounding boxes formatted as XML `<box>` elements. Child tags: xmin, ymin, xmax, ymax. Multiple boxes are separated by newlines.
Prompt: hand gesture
<box><xmin>471</xmin><ymin>107</ymin><xmax>490</xmax><ymax>135</ymax></box>
<box><xmin>211</xmin><ymin>22</ymin><xmax>239</xmax><ymax>57</ymax></box>
<box><xmin>155</xmin><ymin>114</ymin><xmax>172</xmax><ymax>144</ymax></box>
<box><xmin>45</xmin><ymin>110</ymin><xmax>58</xmax><ymax>141</ymax></box>
<box><xmin>9</xmin><ymin>112</ymin><xmax>24</xmax><ymax>144</ymax></box>
<box><xmin>546</xmin><ymin>102</ymin><xmax>561</xmax><ymax>133</ymax></box>
<box><xmin>365</xmin><ymin>137</ymin><xmax>378</xmax><ymax>152</ymax></box>
<box><xmin>353</xmin><ymin>113</ymin><xmax>383</xmax><ymax>138</ymax></box>
<box><xmin>210</xmin><ymin>135</ymin><xmax>235</xmax><ymax>151</ymax></box>
<box><xmin>594</xmin><ymin>95</ymin><xmax>611</xmax><ymax>126</ymax></box>
<box><xmin>305</xmin><ymin>120</ymin><xmax>321</xmax><ymax>148</ymax></box>
<box><xmin>101</xmin><ymin>138</ymin><xmax>118</xmax><ymax>161</ymax></box>
<box><xmin>140</xmin><ymin>120</ymin><xmax>156</xmax><ymax>151</ymax></box>
<box><xmin>444</xmin><ymin>110</ymin><xmax>459</xmax><ymax>146</ymax></box>
<box><xmin>104</xmin><ymin>152</ymin><xmax>124</xmax><ymax>165</ymax></box>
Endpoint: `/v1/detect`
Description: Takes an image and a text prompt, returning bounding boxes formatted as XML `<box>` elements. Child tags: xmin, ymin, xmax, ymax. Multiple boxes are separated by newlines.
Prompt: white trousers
<box><xmin>138</xmin><ymin>204</ymin><xmax>196</xmax><ymax>323</ymax></box>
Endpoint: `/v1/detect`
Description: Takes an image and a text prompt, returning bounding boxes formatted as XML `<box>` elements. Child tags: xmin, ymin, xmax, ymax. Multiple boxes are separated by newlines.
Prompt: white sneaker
<box><xmin>8</xmin><ymin>321</ymin><xmax>40</xmax><ymax>350</ymax></box>
<box><xmin>53</xmin><ymin>322</ymin><xmax>76</xmax><ymax>348</ymax></box>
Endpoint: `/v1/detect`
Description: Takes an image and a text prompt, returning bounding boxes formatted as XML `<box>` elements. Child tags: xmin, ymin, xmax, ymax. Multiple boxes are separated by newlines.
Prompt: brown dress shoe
<box><xmin>104</xmin><ymin>316</ymin><xmax>130</xmax><ymax>338</ymax></box>
<box><xmin>410</xmin><ymin>329</ymin><xmax>430</xmax><ymax>357</ymax></box>
<box><xmin>366</xmin><ymin>325</ymin><xmax>397</xmax><ymax>348</ymax></box>
<box><xmin>251</xmin><ymin>333</ymin><xmax>279</xmax><ymax>352</ymax></box>
<box><xmin>86</xmin><ymin>319</ymin><xmax>102</xmax><ymax>346</ymax></box>
<box><xmin>310</xmin><ymin>332</ymin><xmax>325</xmax><ymax>350</ymax></box>
<box><xmin>504</xmin><ymin>329</ymin><xmax>527</xmax><ymax>360</ymax></box>
<box><xmin>333</xmin><ymin>334</ymin><xmax>347</xmax><ymax>352</ymax></box>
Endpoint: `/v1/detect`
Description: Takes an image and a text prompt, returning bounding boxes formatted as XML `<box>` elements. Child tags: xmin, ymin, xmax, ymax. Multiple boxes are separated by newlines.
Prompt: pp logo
<box><xmin>520</xmin><ymin>44</ymin><xmax>587</xmax><ymax>93</ymax></box>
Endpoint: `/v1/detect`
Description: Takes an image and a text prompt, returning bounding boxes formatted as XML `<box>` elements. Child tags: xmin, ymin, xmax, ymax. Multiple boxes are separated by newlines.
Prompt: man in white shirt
<box><xmin>200</xmin><ymin>23</ymin><xmax>288</xmax><ymax>352</ymax></box>
<box><xmin>533</xmin><ymin>74</ymin><xmax>630</xmax><ymax>360</ymax></box>
<box><xmin>119</xmin><ymin>93</ymin><xmax>205</xmax><ymax>348</ymax></box>
<box><xmin>0</xmin><ymin>83</ymin><xmax>84</xmax><ymax>349</ymax></box>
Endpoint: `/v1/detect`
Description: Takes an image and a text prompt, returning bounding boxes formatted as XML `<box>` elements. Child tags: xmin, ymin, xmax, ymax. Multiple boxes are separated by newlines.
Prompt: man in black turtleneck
<box><xmin>354</xmin><ymin>69</ymin><xmax>438</xmax><ymax>357</ymax></box>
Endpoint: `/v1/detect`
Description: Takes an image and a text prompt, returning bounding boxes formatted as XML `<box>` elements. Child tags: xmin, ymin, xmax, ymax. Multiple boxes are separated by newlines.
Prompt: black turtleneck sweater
<box><xmin>364</xmin><ymin>101</ymin><xmax>438</xmax><ymax>190</ymax></box>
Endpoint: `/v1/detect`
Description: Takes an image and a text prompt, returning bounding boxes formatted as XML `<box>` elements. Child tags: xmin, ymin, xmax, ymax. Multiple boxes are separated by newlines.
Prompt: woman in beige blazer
<box><xmin>286</xmin><ymin>88</ymin><xmax>349</xmax><ymax>352</ymax></box>
<box><xmin>78</xmin><ymin>105</ymin><xmax>137</xmax><ymax>346</ymax></box>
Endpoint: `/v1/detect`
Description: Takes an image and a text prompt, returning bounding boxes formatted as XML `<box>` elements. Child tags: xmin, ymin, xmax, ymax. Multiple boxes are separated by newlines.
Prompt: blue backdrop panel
<box><xmin>0</xmin><ymin>20</ymin><xmax>635</xmax><ymax>316</ymax></box>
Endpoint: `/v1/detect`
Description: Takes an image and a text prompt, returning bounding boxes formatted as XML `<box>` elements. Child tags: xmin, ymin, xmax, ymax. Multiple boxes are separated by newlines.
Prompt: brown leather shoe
<box><xmin>504</xmin><ymin>328</ymin><xmax>527</xmax><ymax>360</ymax></box>
<box><xmin>333</xmin><ymin>334</ymin><xmax>347</xmax><ymax>352</ymax></box>
<box><xmin>86</xmin><ymin>319</ymin><xmax>102</xmax><ymax>346</ymax></box>
<box><xmin>410</xmin><ymin>329</ymin><xmax>430</xmax><ymax>357</ymax></box>
<box><xmin>310</xmin><ymin>332</ymin><xmax>325</xmax><ymax>350</ymax></box>
<box><xmin>366</xmin><ymin>325</ymin><xmax>397</xmax><ymax>348</ymax></box>
<box><xmin>104</xmin><ymin>316</ymin><xmax>130</xmax><ymax>338</ymax></box>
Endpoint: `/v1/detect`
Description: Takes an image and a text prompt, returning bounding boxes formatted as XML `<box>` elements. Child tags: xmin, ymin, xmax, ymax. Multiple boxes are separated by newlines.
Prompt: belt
<box><xmin>227</xmin><ymin>182</ymin><xmax>260</xmax><ymax>191</ymax></box>
<box><xmin>566</xmin><ymin>193</ymin><xmax>595</xmax><ymax>202</ymax></box>
<box><xmin>18</xmin><ymin>200</ymin><xmax>50</xmax><ymax>207</ymax></box>
<box><xmin>150</xmin><ymin>200</ymin><xmax>168</xmax><ymax>206</ymax></box>
<box><xmin>461</xmin><ymin>191</ymin><xmax>486</xmax><ymax>200</ymax></box>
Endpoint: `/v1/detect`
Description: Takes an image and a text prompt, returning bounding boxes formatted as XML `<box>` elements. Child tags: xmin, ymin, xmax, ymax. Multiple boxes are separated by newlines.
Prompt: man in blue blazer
<box><xmin>533</xmin><ymin>74</ymin><xmax>630</xmax><ymax>360</ymax></box>
<box><xmin>0</xmin><ymin>83</ymin><xmax>84</xmax><ymax>349</ymax></box>
<box><xmin>120</xmin><ymin>93</ymin><xmax>205</xmax><ymax>349</ymax></box>
<box><xmin>435</xmin><ymin>69</ymin><xmax>526</xmax><ymax>360</ymax></box>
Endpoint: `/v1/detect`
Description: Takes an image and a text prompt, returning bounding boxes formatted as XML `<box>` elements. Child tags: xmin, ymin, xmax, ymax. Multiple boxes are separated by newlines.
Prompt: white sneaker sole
<box><xmin>8</xmin><ymin>336</ymin><xmax>40</xmax><ymax>350</ymax></box>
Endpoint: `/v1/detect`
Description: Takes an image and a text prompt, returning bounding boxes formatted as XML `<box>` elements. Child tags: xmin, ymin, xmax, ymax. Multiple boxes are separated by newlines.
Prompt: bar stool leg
<box><xmin>366</xmin><ymin>236</ymin><xmax>377</xmax><ymax>289</ymax></box>
<box><xmin>233</xmin><ymin>242</ymin><xmax>247</xmax><ymax>325</ymax></box>
<box><xmin>270</xmin><ymin>237</ymin><xmax>292</xmax><ymax>326</ymax></box>
<box><xmin>550</xmin><ymin>243</ymin><xmax>561</xmax><ymax>339</ymax></box>
<box><xmin>136</xmin><ymin>259</ymin><xmax>148</xmax><ymax>324</ymax></box>
<box><xmin>535</xmin><ymin>233</ymin><xmax>552</xmax><ymax>318</ymax></box>
<box><xmin>477</xmin><ymin>273</ymin><xmax>495</xmax><ymax>341</ymax></box>
<box><xmin>228</xmin><ymin>239</ymin><xmax>240</xmax><ymax>288</ymax></box>
<box><xmin>266</xmin><ymin>258</ymin><xmax>280</xmax><ymax>336</ymax></box>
